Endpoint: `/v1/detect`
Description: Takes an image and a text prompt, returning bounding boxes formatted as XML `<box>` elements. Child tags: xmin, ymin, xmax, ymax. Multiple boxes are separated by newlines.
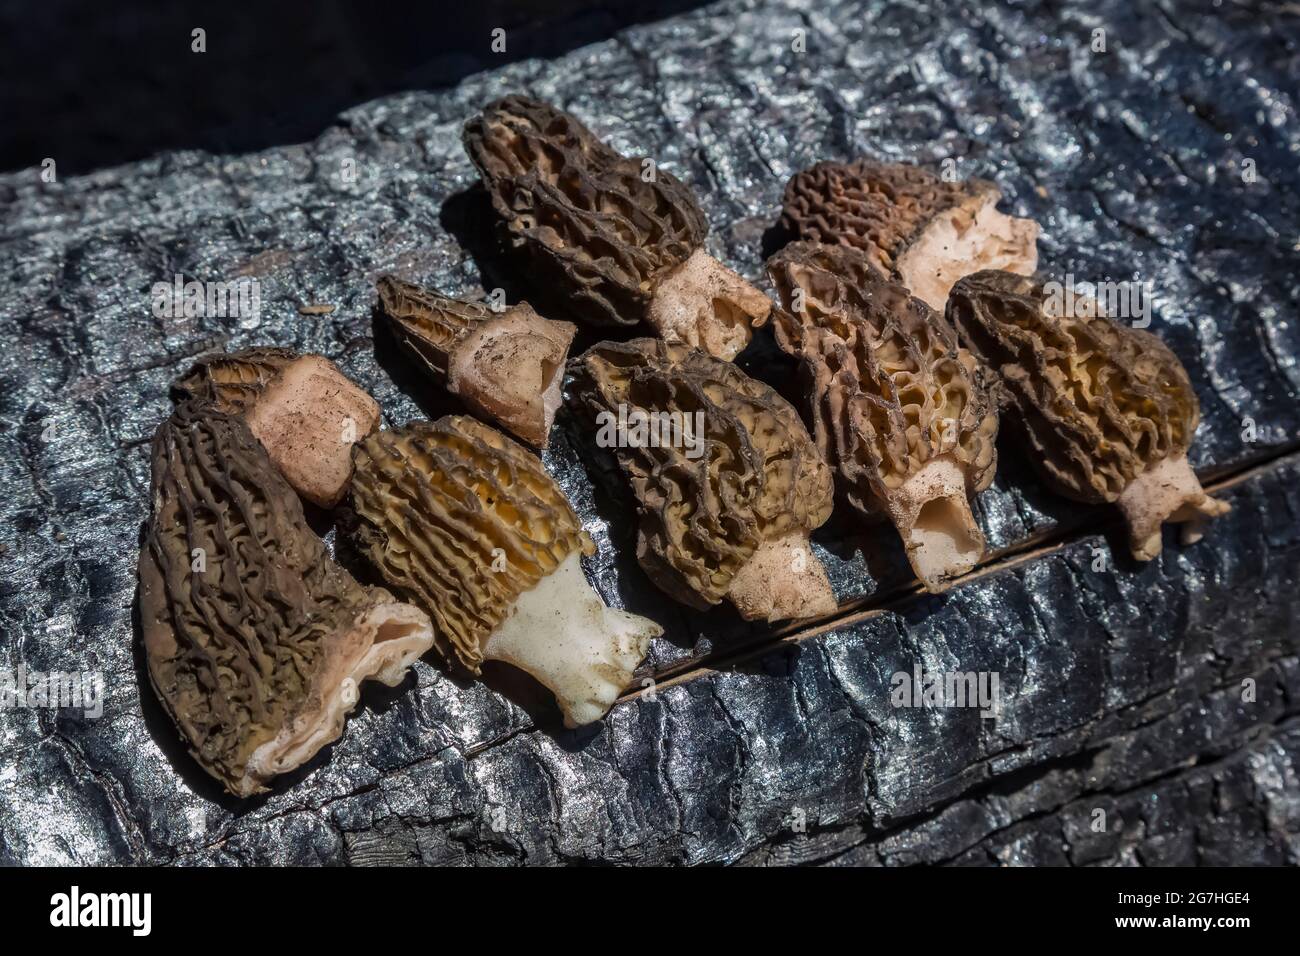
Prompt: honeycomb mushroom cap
<box><xmin>780</xmin><ymin>159</ymin><xmax>1039</xmax><ymax>311</ymax></box>
<box><xmin>463</xmin><ymin>95</ymin><xmax>768</xmax><ymax>358</ymax></box>
<box><xmin>464</xmin><ymin>95</ymin><xmax>705</xmax><ymax>329</ymax></box>
<box><xmin>346</xmin><ymin>415</ymin><xmax>659</xmax><ymax>726</ymax></box>
<box><xmin>137</xmin><ymin>401</ymin><xmax>434</xmax><ymax>797</ymax></box>
<box><xmin>570</xmin><ymin>338</ymin><xmax>837</xmax><ymax>621</ymax></box>
<box><xmin>768</xmin><ymin>242</ymin><xmax>1000</xmax><ymax>589</ymax></box>
<box><xmin>376</xmin><ymin>275</ymin><xmax>576</xmax><ymax>447</ymax></box>
<box><xmin>946</xmin><ymin>269</ymin><xmax>1229</xmax><ymax>559</ymax></box>
<box><xmin>172</xmin><ymin>346</ymin><xmax>298</xmax><ymax>414</ymax></box>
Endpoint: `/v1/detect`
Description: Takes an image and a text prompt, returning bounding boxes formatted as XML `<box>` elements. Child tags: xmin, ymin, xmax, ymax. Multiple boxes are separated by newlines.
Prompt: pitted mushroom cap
<box><xmin>780</xmin><ymin>159</ymin><xmax>1039</xmax><ymax>311</ymax></box>
<box><xmin>138</xmin><ymin>401</ymin><xmax>433</xmax><ymax>797</ymax></box>
<box><xmin>347</xmin><ymin>415</ymin><xmax>595</xmax><ymax>671</ymax></box>
<box><xmin>768</xmin><ymin>242</ymin><xmax>1000</xmax><ymax>589</ymax></box>
<box><xmin>769</xmin><ymin>242</ymin><xmax>999</xmax><ymax>507</ymax></box>
<box><xmin>947</xmin><ymin>270</ymin><xmax>1195</xmax><ymax>503</ymax></box>
<box><xmin>946</xmin><ymin>269</ymin><xmax>1229</xmax><ymax>560</ymax></box>
<box><xmin>571</xmin><ymin>338</ymin><xmax>835</xmax><ymax>616</ymax></box>
<box><xmin>464</xmin><ymin>95</ymin><xmax>706</xmax><ymax>329</ymax></box>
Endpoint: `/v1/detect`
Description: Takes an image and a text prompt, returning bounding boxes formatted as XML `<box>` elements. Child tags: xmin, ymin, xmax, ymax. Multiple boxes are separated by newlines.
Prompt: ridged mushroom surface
<box><xmin>946</xmin><ymin>269</ymin><xmax>1229</xmax><ymax>560</ymax></box>
<box><xmin>347</xmin><ymin>415</ymin><xmax>660</xmax><ymax>727</ymax></box>
<box><xmin>768</xmin><ymin>242</ymin><xmax>1000</xmax><ymax>590</ymax></box>
<box><xmin>464</xmin><ymin>94</ymin><xmax>770</xmax><ymax>359</ymax></box>
<box><xmin>570</xmin><ymin>337</ymin><xmax>837</xmax><ymax>621</ymax></box>
<box><xmin>137</xmin><ymin>402</ymin><xmax>434</xmax><ymax>797</ymax></box>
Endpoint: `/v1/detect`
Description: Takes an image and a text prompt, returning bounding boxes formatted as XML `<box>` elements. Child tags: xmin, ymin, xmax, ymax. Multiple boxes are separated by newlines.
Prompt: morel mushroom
<box><xmin>463</xmin><ymin>94</ymin><xmax>770</xmax><ymax>360</ymax></box>
<box><xmin>346</xmin><ymin>415</ymin><xmax>661</xmax><ymax>727</ymax></box>
<box><xmin>570</xmin><ymin>338</ymin><xmax>838</xmax><ymax>621</ymax></box>
<box><xmin>375</xmin><ymin>275</ymin><xmax>575</xmax><ymax>447</ymax></box>
<box><xmin>768</xmin><ymin>242</ymin><xmax>1000</xmax><ymax>590</ymax></box>
<box><xmin>172</xmin><ymin>346</ymin><xmax>297</xmax><ymax>413</ymax></box>
<box><xmin>780</xmin><ymin>159</ymin><xmax>1039</xmax><ymax>312</ymax></box>
<box><xmin>138</xmin><ymin>401</ymin><xmax>434</xmax><ymax>797</ymax></box>
<box><xmin>946</xmin><ymin>270</ymin><xmax>1229</xmax><ymax>560</ymax></box>
<box><xmin>176</xmin><ymin>348</ymin><xmax>380</xmax><ymax>507</ymax></box>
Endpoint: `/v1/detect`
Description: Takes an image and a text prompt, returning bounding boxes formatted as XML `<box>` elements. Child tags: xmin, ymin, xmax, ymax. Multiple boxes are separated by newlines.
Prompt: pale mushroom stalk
<box><xmin>895</xmin><ymin>197</ymin><xmax>1040</xmax><ymax>313</ymax></box>
<box><xmin>645</xmin><ymin>249</ymin><xmax>772</xmax><ymax>361</ymax></box>
<box><xmin>447</xmin><ymin>307</ymin><xmax>570</xmax><ymax>446</ymax></box>
<box><xmin>244</xmin><ymin>355</ymin><xmax>381</xmax><ymax>507</ymax></box>
<box><xmin>1117</xmin><ymin>455</ymin><xmax>1231</xmax><ymax>561</ymax></box>
<box><xmin>480</xmin><ymin>553</ymin><xmax>661</xmax><ymax>727</ymax></box>
<box><xmin>725</xmin><ymin>530</ymin><xmax>837</xmax><ymax>623</ymax></box>
<box><xmin>885</xmin><ymin>457</ymin><xmax>985</xmax><ymax>590</ymax></box>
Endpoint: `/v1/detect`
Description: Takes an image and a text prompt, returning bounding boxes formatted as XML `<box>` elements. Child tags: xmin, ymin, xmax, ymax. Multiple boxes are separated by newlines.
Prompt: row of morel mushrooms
<box><xmin>138</xmin><ymin>93</ymin><xmax>1228</xmax><ymax>797</ymax></box>
<box><xmin>774</xmin><ymin>157</ymin><xmax>1227</xmax><ymax>572</ymax></box>
<box><xmin>144</xmin><ymin>345</ymin><xmax>670</xmax><ymax>796</ymax></box>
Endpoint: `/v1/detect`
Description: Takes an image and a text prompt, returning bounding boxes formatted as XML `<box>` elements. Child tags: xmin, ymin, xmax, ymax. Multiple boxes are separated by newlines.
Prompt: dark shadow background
<box><xmin>0</xmin><ymin>0</ymin><xmax>708</xmax><ymax>176</ymax></box>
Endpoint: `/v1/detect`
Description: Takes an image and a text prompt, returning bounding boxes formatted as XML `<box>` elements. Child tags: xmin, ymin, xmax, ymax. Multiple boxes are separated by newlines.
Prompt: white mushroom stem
<box><xmin>242</xmin><ymin>599</ymin><xmax>434</xmax><ymax>797</ymax></box>
<box><xmin>447</xmin><ymin>304</ymin><xmax>575</xmax><ymax>447</ymax></box>
<box><xmin>1117</xmin><ymin>454</ymin><xmax>1231</xmax><ymax>561</ymax></box>
<box><xmin>726</xmin><ymin>530</ymin><xmax>838</xmax><ymax>623</ymax></box>
<box><xmin>896</xmin><ymin>195</ymin><xmax>1040</xmax><ymax>313</ymax></box>
<box><xmin>481</xmin><ymin>553</ymin><xmax>661</xmax><ymax>728</ymax></box>
<box><xmin>646</xmin><ymin>248</ymin><xmax>772</xmax><ymax>361</ymax></box>
<box><xmin>888</xmin><ymin>457</ymin><xmax>985</xmax><ymax>591</ymax></box>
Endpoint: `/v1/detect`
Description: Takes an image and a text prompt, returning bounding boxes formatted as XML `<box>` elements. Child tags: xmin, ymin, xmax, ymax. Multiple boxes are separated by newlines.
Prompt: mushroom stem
<box><xmin>646</xmin><ymin>248</ymin><xmax>772</xmax><ymax>361</ymax></box>
<box><xmin>242</xmin><ymin>598</ymin><xmax>434</xmax><ymax>797</ymax></box>
<box><xmin>726</xmin><ymin>530</ymin><xmax>837</xmax><ymax>623</ymax></box>
<box><xmin>1117</xmin><ymin>454</ymin><xmax>1230</xmax><ymax>561</ymax></box>
<box><xmin>446</xmin><ymin>304</ymin><xmax>575</xmax><ymax>447</ymax></box>
<box><xmin>481</xmin><ymin>553</ymin><xmax>661</xmax><ymax>727</ymax></box>
<box><xmin>888</xmin><ymin>457</ymin><xmax>985</xmax><ymax>591</ymax></box>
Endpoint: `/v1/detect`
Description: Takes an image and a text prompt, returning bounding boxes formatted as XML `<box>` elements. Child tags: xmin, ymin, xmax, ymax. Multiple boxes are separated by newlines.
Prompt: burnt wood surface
<box><xmin>1</xmin><ymin>0</ymin><xmax>1298</xmax><ymax>864</ymax></box>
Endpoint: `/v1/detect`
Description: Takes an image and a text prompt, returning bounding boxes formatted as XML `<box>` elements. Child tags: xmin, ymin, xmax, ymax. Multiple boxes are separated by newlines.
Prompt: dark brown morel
<box><xmin>570</xmin><ymin>338</ymin><xmax>837</xmax><ymax>622</ymax></box>
<box><xmin>946</xmin><ymin>269</ymin><xmax>1230</xmax><ymax>560</ymax></box>
<box><xmin>768</xmin><ymin>242</ymin><xmax>1000</xmax><ymax>590</ymax></box>
<box><xmin>347</xmin><ymin>415</ymin><xmax>660</xmax><ymax>727</ymax></box>
<box><xmin>175</xmin><ymin>348</ymin><xmax>380</xmax><ymax>508</ymax></box>
<box><xmin>463</xmin><ymin>94</ymin><xmax>770</xmax><ymax>360</ymax></box>
<box><xmin>173</xmin><ymin>346</ymin><xmax>298</xmax><ymax>413</ymax></box>
<box><xmin>138</xmin><ymin>401</ymin><xmax>434</xmax><ymax>797</ymax></box>
<box><xmin>375</xmin><ymin>275</ymin><xmax>576</xmax><ymax>447</ymax></box>
<box><xmin>780</xmin><ymin>159</ymin><xmax>1039</xmax><ymax>312</ymax></box>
